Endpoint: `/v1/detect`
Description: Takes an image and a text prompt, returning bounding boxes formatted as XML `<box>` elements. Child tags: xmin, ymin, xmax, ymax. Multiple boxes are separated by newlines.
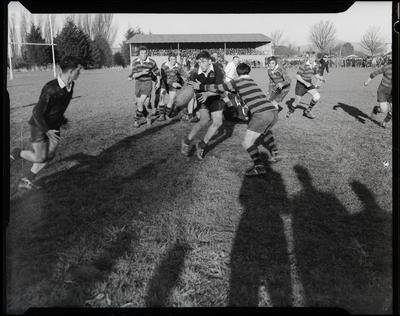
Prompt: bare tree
<box><xmin>91</xmin><ymin>14</ymin><xmax>117</xmax><ymax>46</ymax></box>
<box><xmin>309</xmin><ymin>20</ymin><xmax>336</xmax><ymax>53</ymax></box>
<box><xmin>19</xmin><ymin>9</ymin><xmax>31</xmax><ymax>43</ymax></box>
<box><xmin>8</xmin><ymin>13</ymin><xmax>20</xmax><ymax>56</ymax></box>
<box><xmin>270</xmin><ymin>29</ymin><xmax>284</xmax><ymax>51</ymax></box>
<box><xmin>81</xmin><ymin>14</ymin><xmax>94</xmax><ymax>39</ymax></box>
<box><xmin>360</xmin><ymin>26</ymin><xmax>384</xmax><ymax>57</ymax></box>
<box><xmin>42</xmin><ymin>14</ymin><xmax>57</xmax><ymax>43</ymax></box>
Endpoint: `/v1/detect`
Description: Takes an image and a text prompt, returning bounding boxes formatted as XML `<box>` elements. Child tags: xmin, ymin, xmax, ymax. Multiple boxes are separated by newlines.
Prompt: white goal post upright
<box><xmin>8</xmin><ymin>15</ymin><xmax>57</xmax><ymax>80</ymax></box>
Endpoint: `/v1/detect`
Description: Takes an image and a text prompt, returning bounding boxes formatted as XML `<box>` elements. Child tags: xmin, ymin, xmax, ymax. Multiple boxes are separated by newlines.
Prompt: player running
<box><xmin>364</xmin><ymin>56</ymin><xmax>392</xmax><ymax>128</ymax></box>
<box><xmin>157</xmin><ymin>52</ymin><xmax>187</xmax><ymax>121</ymax></box>
<box><xmin>128</xmin><ymin>46</ymin><xmax>161</xmax><ymax>128</ymax></box>
<box><xmin>10</xmin><ymin>56</ymin><xmax>82</xmax><ymax>190</ymax></box>
<box><xmin>180</xmin><ymin>51</ymin><xmax>226</xmax><ymax>160</ymax></box>
<box><xmin>189</xmin><ymin>62</ymin><xmax>281</xmax><ymax>176</ymax></box>
<box><xmin>286</xmin><ymin>53</ymin><xmax>321</xmax><ymax>119</ymax></box>
<box><xmin>267</xmin><ymin>56</ymin><xmax>291</xmax><ymax>112</ymax></box>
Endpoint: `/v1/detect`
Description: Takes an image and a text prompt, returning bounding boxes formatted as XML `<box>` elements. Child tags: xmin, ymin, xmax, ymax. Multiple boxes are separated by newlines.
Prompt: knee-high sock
<box><xmin>135</xmin><ymin>109</ymin><xmax>145</xmax><ymax>121</ymax></box>
<box><xmin>260</xmin><ymin>130</ymin><xmax>278</xmax><ymax>157</ymax></box>
<box><xmin>383</xmin><ymin>111</ymin><xmax>392</xmax><ymax>123</ymax></box>
<box><xmin>306</xmin><ymin>99</ymin><xmax>318</xmax><ymax>113</ymax></box>
<box><xmin>158</xmin><ymin>104</ymin><xmax>166</xmax><ymax>115</ymax></box>
<box><xmin>246</xmin><ymin>144</ymin><xmax>262</xmax><ymax>165</ymax></box>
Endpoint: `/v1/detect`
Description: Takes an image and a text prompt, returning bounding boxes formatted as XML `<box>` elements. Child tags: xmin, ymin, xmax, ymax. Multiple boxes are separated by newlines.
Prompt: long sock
<box><xmin>306</xmin><ymin>99</ymin><xmax>318</xmax><ymax>113</ymax></box>
<box><xmin>247</xmin><ymin>144</ymin><xmax>262</xmax><ymax>165</ymax></box>
<box><xmin>166</xmin><ymin>106</ymin><xmax>173</xmax><ymax>117</ymax></box>
<box><xmin>383</xmin><ymin>111</ymin><xmax>392</xmax><ymax>123</ymax></box>
<box><xmin>159</xmin><ymin>105</ymin><xmax>166</xmax><ymax>115</ymax></box>
<box><xmin>261</xmin><ymin>130</ymin><xmax>278</xmax><ymax>157</ymax></box>
<box><xmin>135</xmin><ymin>109</ymin><xmax>144</xmax><ymax>121</ymax></box>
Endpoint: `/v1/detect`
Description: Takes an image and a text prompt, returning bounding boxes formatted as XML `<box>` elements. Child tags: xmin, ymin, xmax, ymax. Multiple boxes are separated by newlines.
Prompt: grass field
<box><xmin>7</xmin><ymin>66</ymin><xmax>392</xmax><ymax>313</ymax></box>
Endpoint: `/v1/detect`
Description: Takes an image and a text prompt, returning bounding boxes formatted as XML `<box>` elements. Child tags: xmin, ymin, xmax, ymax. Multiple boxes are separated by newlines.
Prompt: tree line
<box><xmin>269</xmin><ymin>20</ymin><xmax>388</xmax><ymax>58</ymax></box>
<box><xmin>8</xmin><ymin>12</ymin><xmax>145</xmax><ymax>70</ymax></box>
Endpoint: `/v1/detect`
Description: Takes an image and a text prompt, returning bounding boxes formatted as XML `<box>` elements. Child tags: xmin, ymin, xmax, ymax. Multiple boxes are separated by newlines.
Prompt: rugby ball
<box><xmin>174</xmin><ymin>85</ymin><xmax>195</xmax><ymax>108</ymax></box>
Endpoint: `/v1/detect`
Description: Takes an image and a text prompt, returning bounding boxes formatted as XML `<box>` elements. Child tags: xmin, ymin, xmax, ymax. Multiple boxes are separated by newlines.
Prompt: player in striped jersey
<box><xmin>157</xmin><ymin>52</ymin><xmax>187</xmax><ymax>121</ymax></box>
<box><xmin>128</xmin><ymin>46</ymin><xmax>160</xmax><ymax>128</ymax></box>
<box><xmin>267</xmin><ymin>56</ymin><xmax>291</xmax><ymax>112</ymax></box>
<box><xmin>364</xmin><ymin>58</ymin><xmax>392</xmax><ymax>128</ymax></box>
<box><xmin>189</xmin><ymin>63</ymin><xmax>281</xmax><ymax>176</ymax></box>
<box><xmin>286</xmin><ymin>53</ymin><xmax>321</xmax><ymax>119</ymax></box>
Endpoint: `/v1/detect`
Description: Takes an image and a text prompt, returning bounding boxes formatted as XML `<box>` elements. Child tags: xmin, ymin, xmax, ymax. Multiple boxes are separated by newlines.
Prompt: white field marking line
<box><xmin>280</xmin><ymin>213</ymin><xmax>306</xmax><ymax>307</ymax></box>
<box><xmin>258</xmin><ymin>283</ymin><xmax>273</xmax><ymax>307</ymax></box>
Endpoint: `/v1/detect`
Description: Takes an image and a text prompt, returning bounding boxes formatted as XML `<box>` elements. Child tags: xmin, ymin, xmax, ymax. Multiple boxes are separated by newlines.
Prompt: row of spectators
<box><xmin>145</xmin><ymin>48</ymin><xmax>265</xmax><ymax>57</ymax></box>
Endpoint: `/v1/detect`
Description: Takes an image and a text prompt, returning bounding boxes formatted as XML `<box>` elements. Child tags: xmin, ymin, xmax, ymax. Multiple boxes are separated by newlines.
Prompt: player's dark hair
<box><xmin>138</xmin><ymin>45</ymin><xmax>148</xmax><ymax>52</ymax></box>
<box><xmin>59</xmin><ymin>56</ymin><xmax>81</xmax><ymax>72</ymax></box>
<box><xmin>268</xmin><ymin>56</ymin><xmax>277</xmax><ymax>64</ymax></box>
<box><xmin>196</xmin><ymin>51</ymin><xmax>211</xmax><ymax>60</ymax></box>
<box><xmin>233</xmin><ymin>55</ymin><xmax>239</xmax><ymax>60</ymax></box>
<box><xmin>236</xmin><ymin>63</ymin><xmax>251</xmax><ymax>75</ymax></box>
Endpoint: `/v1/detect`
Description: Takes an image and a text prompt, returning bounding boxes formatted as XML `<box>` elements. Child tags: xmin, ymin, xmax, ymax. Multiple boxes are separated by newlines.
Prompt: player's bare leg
<box><xmin>165</xmin><ymin>90</ymin><xmax>177</xmax><ymax>120</ymax></box>
<box><xmin>196</xmin><ymin>110</ymin><xmax>223</xmax><ymax>160</ymax></box>
<box><xmin>303</xmin><ymin>89</ymin><xmax>320</xmax><ymax>119</ymax></box>
<box><xmin>134</xmin><ymin>94</ymin><xmax>149</xmax><ymax>127</ymax></box>
<box><xmin>181</xmin><ymin>108</ymin><xmax>210</xmax><ymax>156</ymax></box>
<box><xmin>157</xmin><ymin>88</ymin><xmax>168</xmax><ymax>121</ymax></box>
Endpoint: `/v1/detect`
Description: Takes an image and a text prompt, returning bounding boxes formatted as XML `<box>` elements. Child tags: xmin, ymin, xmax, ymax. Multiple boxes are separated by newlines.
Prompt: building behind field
<box><xmin>126</xmin><ymin>33</ymin><xmax>272</xmax><ymax>67</ymax></box>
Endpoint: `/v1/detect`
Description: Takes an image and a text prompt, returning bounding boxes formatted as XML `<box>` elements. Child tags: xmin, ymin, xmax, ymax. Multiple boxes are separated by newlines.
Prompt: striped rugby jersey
<box><xmin>267</xmin><ymin>65</ymin><xmax>291</xmax><ymax>90</ymax></box>
<box><xmin>161</xmin><ymin>61</ymin><xmax>187</xmax><ymax>85</ymax></box>
<box><xmin>297</xmin><ymin>61</ymin><xmax>318</xmax><ymax>83</ymax></box>
<box><xmin>131</xmin><ymin>57</ymin><xmax>160</xmax><ymax>82</ymax></box>
<box><xmin>370</xmin><ymin>64</ymin><xmax>392</xmax><ymax>89</ymax></box>
<box><xmin>199</xmin><ymin>75</ymin><xmax>276</xmax><ymax>116</ymax></box>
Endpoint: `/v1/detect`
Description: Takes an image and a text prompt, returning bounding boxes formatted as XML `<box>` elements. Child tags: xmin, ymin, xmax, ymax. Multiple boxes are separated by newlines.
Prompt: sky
<box><xmin>8</xmin><ymin>1</ymin><xmax>392</xmax><ymax>48</ymax></box>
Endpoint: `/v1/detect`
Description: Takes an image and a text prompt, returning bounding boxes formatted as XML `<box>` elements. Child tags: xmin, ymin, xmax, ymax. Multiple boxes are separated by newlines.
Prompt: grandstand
<box><xmin>126</xmin><ymin>33</ymin><xmax>272</xmax><ymax>66</ymax></box>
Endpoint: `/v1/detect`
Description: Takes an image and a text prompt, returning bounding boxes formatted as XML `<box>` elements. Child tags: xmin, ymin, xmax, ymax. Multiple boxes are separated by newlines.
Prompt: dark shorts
<box><xmin>29</xmin><ymin>124</ymin><xmax>60</xmax><ymax>143</ymax></box>
<box><xmin>269</xmin><ymin>87</ymin><xmax>290</xmax><ymax>103</ymax></box>
<box><xmin>295</xmin><ymin>81</ymin><xmax>316</xmax><ymax>97</ymax></box>
<box><xmin>377</xmin><ymin>85</ymin><xmax>392</xmax><ymax>103</ymax></box>
<box><xmin>248</xmin><ymin>109</ymin><xmax>278</xmax><ymax>134</ymax></box>
<box><xmin>197</xmin><ymin>94</ymin><xmax>225</xmax><ymax>113</ymax></box>
<box><xmin>135</xmin><ymin>80</ymin><xmax>153</xmax><ymax>97</ymax></box>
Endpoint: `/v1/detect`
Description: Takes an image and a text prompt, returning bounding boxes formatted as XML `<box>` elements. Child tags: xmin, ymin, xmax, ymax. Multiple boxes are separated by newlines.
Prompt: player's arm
<box><xmin>201</xmin><ymin>81</ymin><xmax>238</xmax><ymax>94</ymax></box>
<box><xmin>151</xmin><ymin>62</ymin><xmax>161</xmax><ymax>88</ymax></box>
<box><xmin>365</xmin><ymin>66</ymin><xmax>384</xmax><ymax>86</ymax></box>
<box><xmin>281</xmin><ymin>69</ymin><xmax>291</xmax><ymax>87</ymax></box>
<box><xmin>32</xmin><ymin>86</ymin><xmax>52</xmax><ymax>133</ymax></box>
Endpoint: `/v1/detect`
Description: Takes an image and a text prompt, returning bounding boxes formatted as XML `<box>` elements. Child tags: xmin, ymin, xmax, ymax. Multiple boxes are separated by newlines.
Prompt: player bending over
<box><xmin>267</xmin><ymin>56</ymin><xmax>291</xmax><ymax>112</ymax></box>
<box><xmin>10</xmin><ymin>56</ymin><xmax>82</xmax><ymax>190</ymax></box>
<box><xmin>287</xmin><ymin>53</ymin><xmax>321</xmax><ymax>119</ymax></box>
<box><xmin>364</xmin><ymin>57</ymin><xmax>392</xmax><ymax>128</ymax></box>
<box><xmin>157</xmin><ymin>52</ymin><xmax>187</xmax><ymax>121</ymax></box>
<box><xmin>128</xmin><ymin>46</ymin><xmax>160</xmax><ymax>128</ymax></box>
<box><xmin>180</xmin><ymin>51</ymin><xmax>226</xmax><ymax>160</ymax></box>
<box><xmin>189</xmin><ymin>63</ymin><xmax>281</xmax><ymax>176</ymax></box>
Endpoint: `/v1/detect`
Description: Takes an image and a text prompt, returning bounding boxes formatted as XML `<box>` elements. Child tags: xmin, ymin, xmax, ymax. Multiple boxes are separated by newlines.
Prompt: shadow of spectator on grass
<box><xmin>333</xmin><ymin>102</ymin><xmax>374</xmax><ymax>124</ymax></box>
<box><xmin>229</xmin><ymin>168</ymin><xmax>292</xmax><ymax>306</ymax></box>
<box><xmin>290</xmin><ymin>165</ymin><xmax>392</xmax><ymax>313</ymax></box>
<box><xmin>145</xmin><ymin>241</ymin><xmax>191</xmax><ymax>307</ymax></box>
<box><xmin>7</xmin><ymin>119</ymin><xmax>196</xmax><ymax>312</ymax></box>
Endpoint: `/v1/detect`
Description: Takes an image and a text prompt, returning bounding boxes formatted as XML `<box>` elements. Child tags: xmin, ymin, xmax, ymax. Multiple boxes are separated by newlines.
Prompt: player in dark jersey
<box><xmin>315</xmin><ymin>54</ymin><xmax>329</xmax><ymax>89</ymax></box>
<box><xmin>10</xmin><ymin>56</ymin><xmax>82</xmax><ymax>190</ymax></box>
<box><xmin>180</xmin><ymin>51</ymin><xmax>226</xmax><ymax>160</ymax></box>
<box><xmin>267</xmin><ymin>56</ymin><xmax>291</xmax><ymax>112</ymax></box>
<box><xmin>286</xmin><ymin>53</ymin><xmax>321</xmax><ymax>119</ymax></box>
<box><xmin>364</xmin><ymin>57</ymin><xmax>392</xmax><ymax>128</ymax></box>
<box><xmin>189</xmin><ymin>63</ymin><xmax>281</xmax><ymax>176</ymax></box>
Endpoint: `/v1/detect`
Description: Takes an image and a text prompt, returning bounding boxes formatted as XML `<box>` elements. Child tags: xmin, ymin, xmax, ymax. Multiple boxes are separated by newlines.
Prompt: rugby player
<box><xmin>128</xmin><ymin>46</ymin><xmax>160</xmax><ymax>128</ymax></box>
<box><xmin>180</xmin><ymin>51</ymin><xmax>226</xmax><ymax>160</ymax></box>
<box><xmin>315</xmin><ymin>54</ymin><xmax>329</xmax><ymax>89</ymax></box>
<box><xmin>189</xmin><ymin>63</ymin><xmax>281</xmax><ymax>176</ymax></box>
<box><xmin>267</xmin><ymin>56</ymin><xmax>291</xmax><ymax>112</ymax></box>
<box><xmin>10</xmin><ymin>56</ymin><xmax>82</xmax><ymax>190</ymax></box>
<box><xmin>157</xmin><ymin>52</ymin><xmax>187</xmax><ymax>121</ymax></box>
<box><xmin>364</xmin><ymin>57</ymin><xmax>392</xmax><ymax>128</ymax></box>
<box><xmin>286</xmin><ymin>53</ymin><xmax>321</xmax><ymax>119</ymax></box>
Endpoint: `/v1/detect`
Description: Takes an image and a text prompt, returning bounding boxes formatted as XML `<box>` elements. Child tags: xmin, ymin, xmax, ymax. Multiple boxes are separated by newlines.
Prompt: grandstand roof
<box><xmin>127</xmin><ymin>33</ymin><xmax>271</xmax><ymax>44</ymax></box>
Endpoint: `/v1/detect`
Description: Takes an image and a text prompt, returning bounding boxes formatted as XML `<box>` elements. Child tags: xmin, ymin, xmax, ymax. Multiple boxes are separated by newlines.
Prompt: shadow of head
<box><xmin>350</xmin><ymin>180</ymin><xmax>381</xmax><ymax>212</ymax></box>
<box><xmin>293</xmin><ymin>165</ymin><xmax>313</xmax><ymax>189</ymax></box>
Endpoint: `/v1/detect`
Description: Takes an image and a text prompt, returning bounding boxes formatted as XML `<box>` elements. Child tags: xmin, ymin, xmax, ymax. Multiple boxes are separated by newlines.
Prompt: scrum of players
<box><xmin>10</xmin><ymin>46</ymin><xmax>393</xmax><ymax>191</ymax></box>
